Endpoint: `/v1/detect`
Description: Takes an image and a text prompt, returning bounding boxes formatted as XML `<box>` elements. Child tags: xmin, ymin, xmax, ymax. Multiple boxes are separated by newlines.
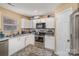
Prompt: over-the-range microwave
<box><xmin>36</xmin><ymin>23</ymin><xmax>46</xmax><ymax>29</ymax></box>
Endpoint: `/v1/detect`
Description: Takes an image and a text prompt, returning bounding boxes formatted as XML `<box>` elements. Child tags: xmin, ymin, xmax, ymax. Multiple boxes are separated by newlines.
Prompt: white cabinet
<box><xmin>40</xmin><ymin>18</ymin><xmax>46</xmax><ymax>23</ymax></box>
<box><xmin>8</xmin><ymin>34</ymin><xmax>35</xmax><ymax>55</ymax></box>
<box><xmin>18</xmin><ymin>36</ymin><xmax>25</xmax><ymax>50</ymax></box>
<box><xmin>30</xmin><ymin>20</ymin><xmax>33</xmax><ymax>28</ymax></box>
<box><xmin>28</xmin><ymin>34</ymin><xmax>35</xmax><ymax>45</ymax></box>
<box><xmin>9</xmin><ymin>37</ymin><xmax>19</xmax><ymax>55</ymax></box>
<box><xmin>32</xmin><ymin>20</ymin><xmax>36</xmax><ymax>28</ymax></box>
<box><xmin>21</xmin><ymin>18</ymin><xmax>30</xmax><ymax>28</ymax></box>
<box><xmin>32</xmin><ymin>19</ymin><xmax>41</xmax><ymax>28</ymax></box>
<box><xmin>21</xmin><ymin>18</ymin><xmax>26</xmax><ymax>28</ymax></box>
<box><xmin>45</xmin><ymin>35</ymin><xmax>55</xmax><ymax>50</ymax></box>
<box><xmin>25</xmin><ymin>35</ymin><xmax>30</xmax><ymax>46</ymax></box>
<box><xmin>25</xmin><ymin>34</ymin><xmax>35</xmax><ymax>46</ymax></box>
<box><xmin>36</xmin><ymin>19</ymin><xmax>41</xmax><ymax>23</ymax></box>
<box><xmin>26</xmin><ymin>19</ymin><xmax>30</xmax><ymax>28</ymax></box>
<box><xmin>9</xmin><ymin>36</ymin><xmax>25</xmax><ymax>55</ymax></box>
<box><xmin>32</xmin><ymin>17</ymin><xmax>55</xmax><ymax>28</ymax></box>
<box><xmin>9</xmin><ymin>34</ymin><xmax>35</xmax><ymax>55</ymax></box>
<box><xmin>46</xmin><ymin>17</ymin><xmax>55</xmax><ymax>28</ymax></box>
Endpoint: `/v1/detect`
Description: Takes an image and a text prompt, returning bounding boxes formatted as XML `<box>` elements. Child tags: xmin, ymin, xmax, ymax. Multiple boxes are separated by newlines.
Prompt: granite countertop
<box><xmin>0</xmin><ymin>33</ymin><xmax>34</xmax><ymax>42</ymax></box>
<box><xmin>45</xmin><ymin>34</ymin><xmax>55</xmax><ymax>36</ymax></box>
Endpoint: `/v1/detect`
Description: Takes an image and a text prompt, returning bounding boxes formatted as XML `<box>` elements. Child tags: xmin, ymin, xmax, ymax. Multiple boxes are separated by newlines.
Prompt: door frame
<box><xmin>55</xmin><ymin>8</ymin><xmax>73</xmax><ymax>56</ymax></box>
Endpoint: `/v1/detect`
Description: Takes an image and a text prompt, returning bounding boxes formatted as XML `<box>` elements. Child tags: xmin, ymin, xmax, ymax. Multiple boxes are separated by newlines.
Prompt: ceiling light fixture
<box><xmin>34</xmin><ymin>10</ymin><xmax>38</xmax><ymax>13</ymax></box>
<box><xmin>8</xmin><ymin>3</ymin><xmax>15</xmax><ymax>6</ymax></box>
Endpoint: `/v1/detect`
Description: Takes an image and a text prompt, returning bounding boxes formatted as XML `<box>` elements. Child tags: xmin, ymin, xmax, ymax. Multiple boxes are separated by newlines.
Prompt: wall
<box><xmin>0</xmin><ymin>7</ymin><xmax>29</xmax><ymax>35</ymax></box>
<box><xmin>54</xmin><ymin>3</ymin><xmax>78</xmax><ymax>14</ymax></box>
<box><xmin>0</xmin><ymin>11</ymin><xmax>2</xmax><ymax>31</ymax></box>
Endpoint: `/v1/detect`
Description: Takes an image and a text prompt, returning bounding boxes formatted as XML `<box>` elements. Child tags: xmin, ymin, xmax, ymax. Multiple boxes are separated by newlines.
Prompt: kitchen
<box><xmin>0</xmin><ymin>3</ymin><xmax>79</xmax><ymax>56</ymax></box>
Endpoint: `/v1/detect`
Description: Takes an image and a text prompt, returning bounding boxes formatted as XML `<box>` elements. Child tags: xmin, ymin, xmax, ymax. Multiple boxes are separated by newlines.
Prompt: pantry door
<box><xmin>56</xmin><ymin>8</ymin><xmax>73</xmax><ymax>56</ymax></box>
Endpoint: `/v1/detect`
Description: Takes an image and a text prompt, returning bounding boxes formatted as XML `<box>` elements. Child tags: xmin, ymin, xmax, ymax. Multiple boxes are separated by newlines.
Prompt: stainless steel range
<box><xmin>35</xmin><ymin>23</ymin><xmax>46</xmax><ymax>42</ymax></box>
<box><xmin>35</xmin><ymin>32</ymin><xmax>45</xmax><ymax>42</ymax></box>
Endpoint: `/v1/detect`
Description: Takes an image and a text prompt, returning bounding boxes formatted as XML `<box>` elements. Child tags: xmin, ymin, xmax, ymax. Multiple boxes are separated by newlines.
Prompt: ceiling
<box><xmin>0</xmin><ymin>3</ymin><xmax>60</xmax><ymax>17</ymax></box>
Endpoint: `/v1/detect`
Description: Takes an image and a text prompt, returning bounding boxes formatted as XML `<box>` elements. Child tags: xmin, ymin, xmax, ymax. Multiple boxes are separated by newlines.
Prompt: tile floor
<box><xmin>12</xmin><ymin>42</ymin><xmax>56</xmax><ymax>56</ymax></box>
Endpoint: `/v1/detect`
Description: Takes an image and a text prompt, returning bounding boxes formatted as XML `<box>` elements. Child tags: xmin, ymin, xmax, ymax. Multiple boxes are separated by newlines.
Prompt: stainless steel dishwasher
<box><xmin>0</xmin><ymin>39</ymin><xmax>8</xmax><ymax>56</ymax></box>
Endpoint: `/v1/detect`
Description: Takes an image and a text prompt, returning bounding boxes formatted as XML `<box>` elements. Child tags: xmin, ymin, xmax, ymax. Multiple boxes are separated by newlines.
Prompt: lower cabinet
<box><xmin>45</xmin><ymin>35</ymin><xmax>55</xmax><ymax>51</ymax></box>
<box><xmin>25</xmin><ymin>34</ymin><xmax>35</xmax><ymax>46</ymax></box>
<box><xmin>9</xmin><ymin>34</ymin><xmax>35</xmax><ymax>56</ymax></box>
<box><xmin>17</xmin><ymin>37</ymin><xmax>25</xmax><ymax>51</ymax></box>
<box><xmin>28</xmin><ymin>34</ymin><xmax>35</xmax><ymax>45</ymax></box>
<box><xmin>9</xmin><ymin>37</ymin><xmax>19</xmax><ymax>55</ymax></box>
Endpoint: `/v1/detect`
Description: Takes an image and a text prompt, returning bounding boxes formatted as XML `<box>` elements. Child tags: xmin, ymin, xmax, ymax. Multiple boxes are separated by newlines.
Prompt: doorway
<box><xmin>55</xmin><ymin>8</ymin><xmax>73</xmax><ymax>56</ymax></box>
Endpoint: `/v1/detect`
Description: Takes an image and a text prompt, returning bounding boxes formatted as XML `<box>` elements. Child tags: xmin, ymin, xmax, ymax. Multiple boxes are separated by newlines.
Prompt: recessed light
<box><xmin>34</xmin><ymin>10</ymin><xmax>38</xmax><ymax>13</ymax></box>
<box><xmin>8</xmin><ymin>3</ymin><xmax>15</xmax><ymax>6</ymax></box>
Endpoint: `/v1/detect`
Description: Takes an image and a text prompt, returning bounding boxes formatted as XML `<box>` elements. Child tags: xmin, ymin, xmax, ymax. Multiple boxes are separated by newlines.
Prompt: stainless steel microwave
<box><xmin>36</xmin><ymin>23</ymin><xmax>46</xmax><ymax>29</ymax></box>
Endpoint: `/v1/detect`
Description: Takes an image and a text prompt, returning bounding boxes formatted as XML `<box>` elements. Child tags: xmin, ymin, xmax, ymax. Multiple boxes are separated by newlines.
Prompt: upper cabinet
<box><xmin>32</xmin><ymin>19</ymin><xmax>41</xmax><ymax>28</ymax></box>
<box><xmin>40</xmin><ymin>18</ymin><xmax>47</xmax><ymax>23</ymax></box>
<box><xmin>21</xmin><ymin>18</ymin><xmax>30</xmax><ymax>28</ymax></box>
<box><xmin>46</xmin><ymin>17</ymin><xmax>55</xmax><ymax>28</ymax></box>
<box><xmin>29</xmin><ymin>20</ymin><xmax>32</xmax><ymax>28</ymax></box>
<box><xmin>32</xmin><ymin>17</ymin><xmax>55</xmax><ymax>28</ymax></box>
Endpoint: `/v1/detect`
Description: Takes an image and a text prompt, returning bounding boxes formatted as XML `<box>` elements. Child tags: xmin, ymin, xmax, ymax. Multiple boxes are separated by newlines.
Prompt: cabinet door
<box><xmin>9</xmin><ymin>38</ymin><xmax>19</xmax><ymax>55</ymax></box>
<box><xmin>32</xmin><ymin>19</ymin><xmax>41</xmax><ymax>28</ymax></box>
<box><xmin>17</xmin><ymin>37</ymin><xmax>25</xmax><ymax>51</ymax></box>
<box><xmin>45</xmin><ymin>35</ymin><xmax>55</xmax><ymax>50</ymax></box>
<box><xmin>25</xmin><ymin>34</ymin><xmax>35</xmax><ymax>46</ymax></box>
<box><xmin>40</xmin><ymin>18</ymin><xmax>46</xmax><ymax>23</ymax></box>
<box><xmin>46</xmin><ymin>17</ymin><xmax>55</xmax><ymax>28</ymax></box>
<box><xmin>25</xmin><ymin>35</ymin><xmax>30</xmax><ymax>46</ymax></box>
<box><xmin>21</xmin><ymin>18</ymin><xmax>30</xmax><ymax>28</ymax></box>
<box><xmin>9</xmin><ymin>37</ymin><xmax>25</xmax><ymax>55</ymax></box>
<box><xmin>29</xmin><ymin>34</ymin><xmax>35</xmax><ymax>45</ymax></box>
<box><xmin>32</xmin><ymin>20</ymin><xmax>36</xmax><ymax>28</ymax></box>
<box><xmin>30</xmin><ymin>20</ymin><xmax>33</xmax><ymax>28</ymax></box>
<box><xmin>26</xmin><ymin>19</ymin><xmax>30</xmax><ymax>28</ymax></box>
<box><xmin>21</xmin><ymin>18</ymin><xmax>26</xmax><ymax>28</ymax></box>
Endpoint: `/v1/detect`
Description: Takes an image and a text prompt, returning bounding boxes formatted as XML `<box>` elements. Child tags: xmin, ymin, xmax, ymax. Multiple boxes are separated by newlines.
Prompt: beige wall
<box><xmin>0</xmin><ymin>7</ymin><xmax>28</xmax><ymax>34</ymax></box>
<box><xmin>0</xmin><ymin>11</ymin><xmax>2</xmax><ymax>31</ymax></box>
<box><xmin>54</xmin><ymin>3</ymin><xmax>78</xmax><ymax>14</ymax></box>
